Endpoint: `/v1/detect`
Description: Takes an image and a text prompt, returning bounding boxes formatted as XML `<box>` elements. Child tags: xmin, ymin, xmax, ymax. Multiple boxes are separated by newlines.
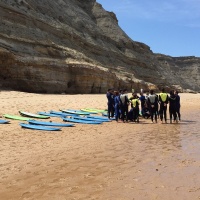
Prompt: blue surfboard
<box><xmin>0</xmin><ymin>119</ymin><xmax>10</xmax><ymax>124</ymax></box>
<box><xmin>50</xmin><ymin>110</ymin><xmax>78</xmax><ymax>117</ymax></box>
<box><xmin>37</xmin><ymin>112</ymin><xmax>63</xmax><ymax>117</ymax></box>
<box><xmin>73</xmin><ymin>116</ymin><xmax>107</xmax><ymax>122</ymax></box>
<box><xmin>87</xmin><ymin>116</ymin><xmax>111</xmax><ymax>122</ymax></box>
<box><xmin>19</xmin><ymin>123</ymin><xmax>61</xmax><ymax>131</ymax></box>
<box><xmin>28</xmin><ymin>120</ymin><xmax>75</xmax><ymax>127</ymax></box>
<box><xmin>62</xmin><ymin>117</ymin><xmax>101</xmax><ymax>124</ymax></box>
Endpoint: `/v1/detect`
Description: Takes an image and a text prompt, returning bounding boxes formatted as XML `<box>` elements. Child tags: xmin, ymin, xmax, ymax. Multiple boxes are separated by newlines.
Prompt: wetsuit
<box><xmin>155</xmin><ymin>94</ymin><xmax>159</xmax><ymax>119</ymax></box>
<box><xmin>159</xmin><ymin>92</ymin><xmax>169</xmax><ymax>122</ymax></box>
<box><xmin>169</xmin><ymin>94</ymin><xmax>177</xmax><ymax>123</ymax></box>
<box><xmin>175</xmin><ymin>94</ymin><xmax>181</xmax><ymax>120</ymax></box>
<box><xmin>106</xmin><ymin>91</ymin><xmax>114</xmax><ymax>119</ymax></box>
<box><xmin>114</xmin><ymin>95</ymin><xmax>121</xmax><ymax>121</ymax></box>
<box><xmin>131</xmin><ymin>98</ymin><xmax>140</xmax><ymax>122</ymax></box>
<box><xmin>148</xmin><ymin>94</ymin><xmax>158</xmax><ymax>123</ymax></box>
<box><xmin>139</xmin><ymin>95</ymin><xmax>146</xmax><ymax>117</ymax></box>
<box><xmin>120</xmin><ymin>94</ymin><xmax>129</xmax><ymax>122</ymax></box>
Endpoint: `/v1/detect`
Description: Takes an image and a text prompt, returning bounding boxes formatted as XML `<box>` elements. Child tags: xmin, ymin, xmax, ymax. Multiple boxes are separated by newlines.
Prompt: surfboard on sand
<box><xmin>60</xmin><ymin>109</ymin><xmax>90</xmax><ymax>115</ymax></box>
<box><xmin>62</xmin><ymin>117</ymin><xmax>101</xmax><ymax>124</ymax></box>
<box><xmin>0</xmin><ymin>119</ymin><xmax>10</xmax><ymax>124</ymax></box>
<box><xmin>28</xmin><ymin>120</ymin><xmax>75</xmax><ymax>127</ymax></box>
<box><xmin>19</xmin><ymin>123</ymin><xmax>61</xmax><ymax>131</ymax></box>
<box><xmin>73</xmin><ymin>115</ymin><xmax>110</xmax><ymax>122</ymax></box>
<box><xmin>4</xmin><ymin>114</ymin><xmax>30</xmax><ymax>121</ymax></box>
<box><xmin>19</xmin><ymin>111</ymin><xmax>50</xmax><ymax>119</ymax></box>
<box><xmin>80</xmin><ymin>109</ymin><xmax>98</xmax><ymax>114</ymax></box>
<box><xmin>86</xmin><ymin>115</ymin><xmax>111</xmax><ymax>122</ymax></box>
<box><xmin>82</xmin><ymin>108</ymin><xmax>106</xmax><ymax>113</ymax></box>
<box><xmin>50</xmin><ymin>110</ymin><xmax>78</xmax><ymax>116</ymax></box>
<box><xmin>37</xmin><ymin>112</ymin><xmax>63</xmax><ymax>117</ymax></box>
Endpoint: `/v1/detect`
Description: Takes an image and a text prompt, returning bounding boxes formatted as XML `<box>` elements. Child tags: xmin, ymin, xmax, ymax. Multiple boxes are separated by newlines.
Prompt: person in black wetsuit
<box><xmin>114</xmin><ymin>91</ymin><xmax>121</xmax><ymax>122</ymax></box>
<box><xmin>169</xmin><ymin>90</ymin><xmax>178</xmax><ymax>123</ymax></box>
<box><xmin>120</xmin><ymin>89</ymin><xmax>129</xmax><ymax>122</ymax></box>
<box><xmin>159</xmin><ymin>88</ymin><xmax>169</xmax><ymax>123</ymax></box>
<box><xmin>139</xmin><ymin>92</ymin><xmax>146</xmax><ymax>117</ymax></box>
<box><xmin>130</xmin><ymin>93</ymin><xmax>140</xmax><ymax>122</ymax></box>
<box><xmin>106</xmin><ymin>88</ymin><xmax>114</xmax><ymax>119</ymax></box>
<box><xmin>174</xmin><ymin>90</ymin><xmax>181</xmax><ymax>121</ymax></box>
<box><xmin>147</xmin><ymin>90</ymin><xmax>158</xmax><ymax>123</ymax></box>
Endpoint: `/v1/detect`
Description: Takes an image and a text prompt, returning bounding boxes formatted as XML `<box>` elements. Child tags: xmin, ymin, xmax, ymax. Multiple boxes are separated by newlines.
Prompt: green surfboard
<box><xmin>4</xmin><ymin>114</ymin><xmax>30</xmax><ymax>121</ymax></box>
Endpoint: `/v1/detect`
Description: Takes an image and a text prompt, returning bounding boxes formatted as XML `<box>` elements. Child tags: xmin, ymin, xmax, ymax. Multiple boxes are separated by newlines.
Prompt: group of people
<box><xmin>106</xmin><ymin>88</ymin><xmax>181</xmax><ymax>124</ymax></box>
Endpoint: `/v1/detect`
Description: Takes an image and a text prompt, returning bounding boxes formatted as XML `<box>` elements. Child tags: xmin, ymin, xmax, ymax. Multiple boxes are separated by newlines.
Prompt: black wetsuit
<box><xmin>169</xmin><ymin>94</ymin><xmax>177</xmax><ymax>122</ymax></box>
<box><xmin>106</xmin><ymin>92</ymin><xmax>114</xmax><ymax>119</ymax></box>
<box><xmin>131</xmin><ymin>99</ymin><xmax>140</xmax><ymax>122</ymax></box>
<box><xmin>148</xmin><ymin>94</ymin><xmax>158</xmax><ymax>123</ymax></box>
<box><xmin>159</xmin><ymin>93</ymin><xmax>169</xmax><ymax>122</ymax></box>
<box><xmin>120</xmin><ymin>94</ymin><xmax>129</xmax><ymax>122</ymax></box>
<box><xmin>175</xmin><ymin>94</ymin><xmax>181</xmax><ymax>120</ymax></box>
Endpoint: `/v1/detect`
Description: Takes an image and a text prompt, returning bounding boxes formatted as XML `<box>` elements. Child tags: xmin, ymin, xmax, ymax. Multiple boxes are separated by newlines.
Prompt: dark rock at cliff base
<box><xmin>0</xmin><ymin>0</ymin><xmax>199</xmax><ymax>93</ymax></box>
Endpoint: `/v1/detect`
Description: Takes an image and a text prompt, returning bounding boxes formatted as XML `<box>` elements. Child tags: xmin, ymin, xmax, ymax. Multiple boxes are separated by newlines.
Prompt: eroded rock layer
<box><xmin>0</xmin><ymin>0</ymin><xmax>199</xmax><ymax>93</ymax></box>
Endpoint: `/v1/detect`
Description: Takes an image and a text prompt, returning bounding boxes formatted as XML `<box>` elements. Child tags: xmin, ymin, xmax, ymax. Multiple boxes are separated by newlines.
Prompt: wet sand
<box><xmin>0</xmin><ymin>91</ymin><xmax>200</xmax><ymax>200</ymax></box>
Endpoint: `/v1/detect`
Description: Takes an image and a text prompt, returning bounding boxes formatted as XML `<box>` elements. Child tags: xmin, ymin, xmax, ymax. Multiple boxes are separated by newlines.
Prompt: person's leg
<box><xmin>155</xmin><ymin>109</ymin><xmax>157</xmax><ymax>123</ymax></box>
<box><xmin>125</xmin><ymin>105</ymin><xmax>129</xmax><ymax>122</ymax></box>
<box><xmin>111</xmin><ymin>105</ymin><xmax>115</xmax><ymax>118</ymax></box>
<box><xmin>132</xmin><ymin>108</ymin><xmax>136</xmax><ymax>121</ymax></box>
<box><xmin>164</xmin><ymin>106</ymin><xmax>167</xmax><ymax>123</ymax></box>
<box><xmin>121</xmin><ymin>105</ymin><xmax>125</xmax><ymax>122</ymax></box>
<box><xmin>173</xmin><ymin>110</ymin><xmax>177</xmax><ymax>123</ymax></box>
<box><xmin>115</xmin><ymin>105</ymin><xmax>119</xmax><ymax>121</ymax></box>
<box><xmin>150</xmin><ymin>108</ymin><xmax>154</xmax><ymax>122</ymax></box>
<box><xmin>108</xmin><ymin>103</ymin><xmax>111</xmax><ymax>119</ymax></box>
<box><xmin>170</xmin><ymin>111</ymin><xmax>172</xmax><ymax>123</ymax></box>
<box><xmin>157</xmin><ymin>105</ymin><xmax>160</xmax><ymax>119</ymax></box>
<box><xmin>160</xmin><ymin>106</ymin><xmax>163</xmax><ymax>122</ymax></box>
<box><xmin>177</xmin><ymin>107</ymin><xmax>181</xmax><ymax>121</ymax></box>
<box><xmin>136</xmin><ymin>108</ymin><xmax>139</xmax><ymax>123</ymax></box>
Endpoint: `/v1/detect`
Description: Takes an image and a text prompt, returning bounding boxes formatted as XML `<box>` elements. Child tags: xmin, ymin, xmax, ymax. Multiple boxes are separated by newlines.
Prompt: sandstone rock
<box><xmin>0</xmin><ymin>0</ymin><xmax>199</xmax><ymax>93</ymax></box>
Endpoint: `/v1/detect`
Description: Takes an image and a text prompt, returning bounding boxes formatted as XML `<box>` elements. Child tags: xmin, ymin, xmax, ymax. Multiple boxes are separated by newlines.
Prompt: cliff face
<box><xmin>0</xmin><ymin>0</ymin><xmax>199</xmax><ymax>93</ymax></box>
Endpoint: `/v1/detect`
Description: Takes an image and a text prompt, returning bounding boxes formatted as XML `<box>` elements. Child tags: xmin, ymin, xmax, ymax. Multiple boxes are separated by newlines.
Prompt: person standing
<box><xmin>106</xmin><ymin>88</ymin><xmax>114</xmax><ymax>119</ymax></box>
<box><xmin>174</xmin><ymin>90</ymin><xmax>181</xmax><ymax>121</ymax></box>
<box><xmin>169</xmin><ymin>90</ymin><xmax>178</xmax><ymax>123</ymax></box>
<box><xmin>114</xmin><ymin>91</ymin><xmax>121</xmax><ymax>122</ymax></box>
<box><xmin>139</xmin><ymin>92</ymin><xmax>146</xmax><ymax>117</ymax></box>
<box><xmin>120</xmin><ymin>89</ymin><xmax>129</xmax><ymax>122</ymax></box>
<box><xmin>159</xmin><ymin>88</ymin><xmax>169</xmax><ymax>123</ymax></box>
<box><xmin>147</xmin><ymin>90</ymin><xmax>158</xmax><ymax>123</ymax></box>
<box><xmin>131</xmin><ymin>93</ymin><xmax>140</xmax><ymax>122</ymax></box>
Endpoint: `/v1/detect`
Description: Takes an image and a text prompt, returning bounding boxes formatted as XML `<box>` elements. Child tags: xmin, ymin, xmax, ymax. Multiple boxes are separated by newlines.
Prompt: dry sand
<box><xmin>0</xmin><ymin>91</ymin><xmax>200</xmax><ymax>200</ymax></box>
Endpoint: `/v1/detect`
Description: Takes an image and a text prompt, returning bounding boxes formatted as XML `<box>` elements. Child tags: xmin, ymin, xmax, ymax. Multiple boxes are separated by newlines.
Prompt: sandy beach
<box><xmin>0</xmin><ymin>91</ymin><xmax>200</xmax><ymax>200</ymax></box>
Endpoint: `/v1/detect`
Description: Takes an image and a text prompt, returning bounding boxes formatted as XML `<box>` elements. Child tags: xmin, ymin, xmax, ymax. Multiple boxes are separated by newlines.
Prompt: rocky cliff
<box><xmin>0</xmin><ymin>0</ymin><xmax>199</xmax><ymax>93</ymax></box>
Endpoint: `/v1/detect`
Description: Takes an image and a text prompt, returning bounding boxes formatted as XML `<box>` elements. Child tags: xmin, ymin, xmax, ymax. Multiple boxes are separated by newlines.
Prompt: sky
<box><xmin>97</xmin><ymin>0</ymin><xmax>200</xmax><ymax>57</ymax></box>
